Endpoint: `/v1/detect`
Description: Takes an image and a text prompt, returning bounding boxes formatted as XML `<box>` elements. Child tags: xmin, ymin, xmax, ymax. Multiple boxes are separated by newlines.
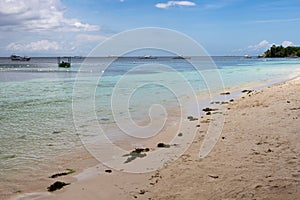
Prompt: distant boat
<box><xmin>257</xmin><ymin>54</ymin><xmax>265</xmax><ymax>58</ymax></box>
<box><xmin>244</xmin><ymin>55</ymin><xmax>252</xmax><ymax>58</ymax></box>
<box><xmin>139</xmin><ymin>55</ymin><xmax>157</xmax><ymax>59</ymax></box>
<box><xmin>10</xmin><ymin>54</ymin><xmax>31</xmax><ymax>61</ymax></box>
<box><xmin>288</xmin><ymin>55</ymin><xmax>299</xmax><ymax>58</ymax></box>
<box><xmin>73</xmin><ymin>56</ymin><xmax>83</xmax><ymax>59</ymax></box>
<box><xmin>58</xmin><ymin>57</ymin><xmax>71</xmax><ymax>68</ymax></box>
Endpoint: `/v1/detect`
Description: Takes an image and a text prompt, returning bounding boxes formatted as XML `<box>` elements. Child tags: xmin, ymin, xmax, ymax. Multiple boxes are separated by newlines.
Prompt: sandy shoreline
<box><xmin>10</xmin><ymin>77</ymin><xmax>300</xmax><ymax>200</ymax></box>
<box><xmin>148</xmin><ymin>77</ymin><xmax>300</xmax><ymax>200</ymax></box>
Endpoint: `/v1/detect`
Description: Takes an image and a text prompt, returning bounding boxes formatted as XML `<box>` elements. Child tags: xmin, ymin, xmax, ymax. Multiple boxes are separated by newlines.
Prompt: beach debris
<box><xmin>221</xmin><ymin>136</ymin><xmax>225</xmax><ymax>140</ymax></box>
<box><xmin>206</xmin><ymin>111</ymin><xmax>211</xmax><ymax>115</ymax></box>
<box><xmin>241</xmin><ymin>89</ymin><xmax>253</xmax><ymax>94</ymax></box>
<box><xmin>290</xmin><ymin>107</ymin><xmax>300</xmax><ymax>110</ymax></box>
<box><xmin>139</xmin><ymin>189</ymin><xmax>146</xmax><ymax>195</ymax></box>
<box><xmin>52</xmin><ymin>131</ymin><xmax>61</xmax><ymax>134</ymax></box>
<box><xmin>47</xmin><ymin>181</ymin><xmax>70</xmax><ymax>192</ymax></box>
<box><xmin>157</xmin><ymin>143</ymin><xmax>171</xmax><ymax>148</ymax></box>
<box><xmin>202</xmin><ymin>107</ymin><xmax>218</xmax><ymax>112</ymax></box>
<box><xmin>149</xmin><ymin>171</ymin><xmax>161</xmax><ymax>185</ymax></box>
<box><xmin>255</xmin><ymin>185</ymin><xmax>263</xmax><ymax>189</ymax></box>
<box><xmin>49</xmin><ymin>168</ymin><xmax>75</xmax><ymax>178</ymax></box>
<box><xmin>196</xmin><ymin>124</ymin><xmax>200</xmax><ymax>127</ymax></box>
<box><xmin>229</xmin><ymin>99</ymin><xmax>234</xmax><ymax>102</ymax></box>
<box><xmin>187</xmin><ymin>116</ymin><xmax>198</xmax><ymax>121</ymax></box>
<box><xmin>267</xmin><ymin>148</ymin><xmax>273</xmax><ymax>153</ymax></box>
<box><xmin>220</xmin><ymin>91</ymin><xmax>230</xmax><ymax>95</ymax></box>
<box><xmin>287</xmin><ymin>100</ymin><xmax>290</xmax><ymax>103</ymax></box>
<box><xmin>178</xmin><ymin>133</ymin><xmax>183</xmax><ymax>137</ymax></box>
<box><xmin>221</xmin><ymin>101</ymin><xmax>229</xmax><ymax>104</ymax></box>
<box><xmin>200</xmin><ymin>119</ymin><xmax>210</xmax><ymax>123</ymax></box>
<box><xmin>208</xmin><ymin>175</ymin><xmax>219</xmax><ymax>179</ymax></box>
<box><xmin>123</xmin><ymin>148</ymin><xmax>149</xmax><ymax>163</ymax></box>
<box><xmin>105</xmin><ymin>169</ymin><xmax>112</xmax><ymax>173</ymax></box>
<box><xmin>134</xmin><ymin>148</ymin><xmax>150</xmax><ymax>153</ymax></box>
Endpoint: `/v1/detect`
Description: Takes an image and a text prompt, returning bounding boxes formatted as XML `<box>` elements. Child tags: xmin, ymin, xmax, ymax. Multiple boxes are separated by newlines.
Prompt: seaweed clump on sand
<box><xmin>157</xmin><ymin>143</ymin><xmax>170</xmax><ymax>148</ymax></box>
<box><xmin>123</xmin><ymin>148</ymin><xmax>149</xmax><ymax>163</ymax></box>
<box><xmin>202</xmin><ymin>107</ymin><xmax>218</xmax><ymax>112</ymax></box>
<box><xmin>47</xmin><ymin>181</ymin><xmax>70</xmax><ymax>192</ymax></box>
<box><xmin>49</xmin><ymin>168</ymin><xmax>75</xmax><ymax>178</ymax></box>
<box><xmin>187</xmin><ymin>116</ymin><xmax>198</xmax><ymax>121</ymax></box>
<box><xmin>241</xmin><ymin>89</ymin><xmax>253</xmax><ymax>94</ymax></box>
<box><xmin>220</xmin><ymin>91</ymin><xmax>230</xmax><ymax>95</ymax></box>
<box><xmin>202</xmin><ymin>107</ymin><xmax>219</xmax><ymax>115</ymax></box>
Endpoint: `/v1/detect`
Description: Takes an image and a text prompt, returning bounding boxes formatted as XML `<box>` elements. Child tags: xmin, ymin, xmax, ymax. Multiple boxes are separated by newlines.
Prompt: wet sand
<box><xmin>12</xmin><ymin>77</ymin><xmax>300</xmax><ymax>200</ymax></box>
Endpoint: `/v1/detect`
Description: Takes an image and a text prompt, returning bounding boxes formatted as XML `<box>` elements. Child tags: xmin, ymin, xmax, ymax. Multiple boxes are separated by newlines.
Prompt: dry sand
<box><xmin>12</xmin><ymin>78</ymin><xmax>300</xmax><ymax>200</ymax></box>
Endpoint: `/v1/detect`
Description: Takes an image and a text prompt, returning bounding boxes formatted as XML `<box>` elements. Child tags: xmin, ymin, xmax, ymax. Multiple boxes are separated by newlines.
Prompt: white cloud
<box><xmin>247</xmin><ymin>40</ymin><xmax>295</xmax><ymax>51</ymax></box>
<box><xmin>6</xmin><ymin>40</ymin><xmax>61</xmax><ymax>51</ymax></box>
<box><xmin>247</xmin><ymin>40</ymin><xmax>274</xmax><ymax>51</ymax></box>
<box><xmin>156</xmin><ymin>1</ymin><xmax>196</xmax><ymax>9</ymax></box>
<box><xmin>76</xmin><ymin>34</ymin><xmax>107</xmax><ymax>42</ymax></box>
<box><xmin>282</xmin><ymin>40</ymin><xmax>294</xmax><ymax>47</ymax></box>
<box><xmin>0</xmin><ymin>0</ymin><xmax>100</xmax><ymax>32</ymax></box>
<box><xmin>237</xmin><ymin>40</ymin><xmax>296</xmax><ymax>55</ymax></box>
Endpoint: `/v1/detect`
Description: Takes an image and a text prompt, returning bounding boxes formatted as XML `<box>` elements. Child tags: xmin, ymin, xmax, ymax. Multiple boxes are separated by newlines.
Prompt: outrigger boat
<box><xmin>11</xmin><ymin>54</ymin><xmax>31</xmax><ymax>61</ymax></box>
<box><xmin>57</xmin><ymin>57</ymin><xmax>71</xmax><ymax>68</ymax></box>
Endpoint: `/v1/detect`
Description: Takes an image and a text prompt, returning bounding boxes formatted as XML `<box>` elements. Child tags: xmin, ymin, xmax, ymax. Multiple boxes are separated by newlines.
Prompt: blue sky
<box><xmin>1</xmin><ymin>0</ymin><xmax>300</xmax><ymax>56</ymax></box>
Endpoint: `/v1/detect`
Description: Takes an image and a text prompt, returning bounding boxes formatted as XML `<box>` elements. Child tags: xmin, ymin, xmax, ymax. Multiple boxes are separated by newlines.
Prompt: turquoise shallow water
<box><xmin>0</xmin><ymin>56</ymin><xmax>300</xmax><ymax>194</ymax></box>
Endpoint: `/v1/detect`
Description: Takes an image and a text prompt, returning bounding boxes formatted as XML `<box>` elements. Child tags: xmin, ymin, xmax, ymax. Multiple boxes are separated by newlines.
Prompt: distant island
<box><xmin>263</xmin><ymin>45</ymin><xmax>300</xmax><ymax>58</ymax></box>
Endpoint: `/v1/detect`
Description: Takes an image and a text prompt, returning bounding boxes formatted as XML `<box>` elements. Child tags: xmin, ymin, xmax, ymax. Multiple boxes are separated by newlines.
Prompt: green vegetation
<box><xmin>264</xmin><ymin>45</ymin><xmax>300</xmax><ymax>57</ymax></box>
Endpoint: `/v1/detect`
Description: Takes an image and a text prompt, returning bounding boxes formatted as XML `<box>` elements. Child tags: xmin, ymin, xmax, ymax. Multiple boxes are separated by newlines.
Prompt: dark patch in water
<box><xmin>52</xmin><ymin>131</ymin><xmax>62</xmax><ymax>134</ymax></box>
<box><xmin>123</xmin><ymin>148</ymin><xmax>149</xmax><ymax>163</ymax></box>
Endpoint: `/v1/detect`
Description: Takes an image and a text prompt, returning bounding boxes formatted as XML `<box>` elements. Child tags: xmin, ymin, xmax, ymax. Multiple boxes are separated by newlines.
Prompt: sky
<box><xmin>0</xmin><ymin>0</ymin><xmax>300</xmax><ymax>56</ymax></box>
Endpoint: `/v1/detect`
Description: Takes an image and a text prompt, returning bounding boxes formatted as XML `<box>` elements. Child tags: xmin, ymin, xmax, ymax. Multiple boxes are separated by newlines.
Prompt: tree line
<box><xmin>264</xmin><ymin>45</ymin><xmax>300</xmax><ymax>57</ymax></box>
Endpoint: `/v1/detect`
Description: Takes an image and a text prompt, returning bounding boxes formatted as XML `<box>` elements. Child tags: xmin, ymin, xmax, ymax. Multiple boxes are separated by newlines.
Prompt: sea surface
<box><xmin>0</xmin><ymin>56</ymin><xmax>300</xmax><ymax>195</ymax></box>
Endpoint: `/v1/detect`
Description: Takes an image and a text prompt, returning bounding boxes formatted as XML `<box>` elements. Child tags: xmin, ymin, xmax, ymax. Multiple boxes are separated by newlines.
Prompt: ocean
<box><xmin>0</xmin><ymin>56</ymin><xmax>300</xmax><ymax>196</ymax></box>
